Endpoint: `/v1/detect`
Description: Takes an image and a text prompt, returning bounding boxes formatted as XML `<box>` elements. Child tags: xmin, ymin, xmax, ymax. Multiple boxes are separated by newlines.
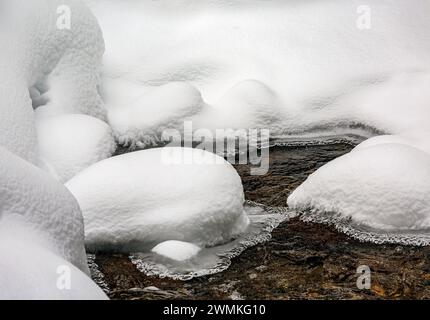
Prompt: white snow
<box><xmin>85</xmin><ymin>0</ymin><xmax>430</xmax><ymax>142</ymax></box>
<box><xmin>0</xmin><ymin>0</ymin><xmax>106</xmax><ymax>274</ymax></box>
<box><xmin>0</xmin><ymin>146</ymin><xmax>89</xmax><ymax>273</ymax></box>
<box><xmin>37</xmin><ymin>114</ymin><xmax>116</xmax><ymax>182</ymax></box>
<box><xmin>193</xmin><ymin>79</ymin><xmax>282</xmax><ymax>132</ymax></box>
<box><xmin>108</xmin><ymin>82</ymin><xmax>205</xmax><ymax>148</ymax></box>
<box><xmin>151</xmin><ymin>241</ymin><xmax>201</xmax><ymax>262</ymax></box>
<box><xmin>354</xmin><ymin>131</ymin><xmax>430</xmax><ymax>155</ymax></box>
<box><xmin>0</xmin><ymin>223</ymin><xmax>107</xmax><ymax>300</ymax></box>
<box><xmin>288</xmin><ymin>144</ymin><xmax>430</xmax><ymax>232</ymax></box>
<box><xmin>0</xmin><ymin>0</ymin><xmax>105</xmax><ymax>161</ymax></box>
<box><xmin>0</xmin><ymin>0</ymin><xmax>108</xmax><ymax>298</ymax></box>
<box><xmin>66</xmin><ymin>147</ymin><xmax>249</xmax><ymax>251</ymax></box>
<box><xmin>0</xmin><ymin>82</ymin><xmax>37</xmax><ymax>164</ymax></box>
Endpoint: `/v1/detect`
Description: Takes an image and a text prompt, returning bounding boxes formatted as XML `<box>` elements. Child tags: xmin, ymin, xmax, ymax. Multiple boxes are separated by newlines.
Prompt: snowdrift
<box><xmin>86</xmin><ymin>0</ymin><xmax>430</xmax><ymax>144</ymax></box>
<box><xmin>37</xmin><ymin>114</ymin><xmax>116</xmax><ymax>182</ymax></box>
<box><xmin>66</xmin><ymin>148</ymin><xmax>250</xmax><ymax>251</ymax></box>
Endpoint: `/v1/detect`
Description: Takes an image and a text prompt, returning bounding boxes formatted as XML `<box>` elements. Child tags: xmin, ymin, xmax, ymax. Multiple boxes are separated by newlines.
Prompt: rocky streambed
<box><xmin>90</xmin><ymin>142</ymin><xmax>430</xmax><ymax>300</ymax></box>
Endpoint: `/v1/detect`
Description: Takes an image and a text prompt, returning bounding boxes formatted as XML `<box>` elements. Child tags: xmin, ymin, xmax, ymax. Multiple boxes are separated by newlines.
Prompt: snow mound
<box><xmin>334</xmin><ymin>72</ymin><xmax>430</xmax><ymax>134</ymax></box>
<box><xmin>0</xmin><ymin>83</ymin><xmax>37</xmax><ymax>163</ymax></box>
<box><xmin>288</xmin><ymin>144</ymin><xmax>430</xmax><ymax>232</ymax></box>
<box><xmin>131</xmin><ymin>202</ymin><xmax>289</xmax><ymax>280</ymax></box>
<box><xmin>37</xmin><ymin>114</ymin><xmax>116</xmax><ymax>182</ymax></box>
<box><xmin>354</xmin><ymin>131</ymin><xmax>430</xmax><ymax>155</ymax></box>
<box><xmin>66</xmin><ymin>147</ymin><xmax>250</xmax><ymax>251</ymax></box>
<box><xmin>0</xmin><ymin>224</ymin><xmax>107</xmax><ymax>300</ymax></box>
<box><xmin>193</xmin><ymin>79</ymin><xmax>282</xmax><ymax>132</ymax></box>
<box><xmin>0</xmin><ymin>146</ymin><xmax>89</xmax><ymax>273</ymax></box>
<box><xmin>108</xmin><ymin>82</ymin><xmax>204</xmax><ymax>148</ymax></box>
<box><xmin>151</xmin><ymin>241</ymin><xmax>201</xmax><ymax>262</ymax></box>
<box><xmin>23</xmin><ymin>0</ymin><xmax>106</xmax><ymax>120</ymax></box>
<box><xmin>0</xmin><ymin>0</ymin><xmax>106</xmax><ymax>165</ymax></box>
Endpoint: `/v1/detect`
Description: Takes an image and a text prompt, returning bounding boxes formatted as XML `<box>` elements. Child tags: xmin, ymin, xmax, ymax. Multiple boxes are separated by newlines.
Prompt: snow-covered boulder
<box><xmin>0</xmin><ymin>82</ymin><xmax>37</xmax><ymax>163</ymax></box>
<box><xmin>0</xmin><ymin>146</ymin><xmax>89</xmax><ymax>273</ymax></box>
<box><xmin>0</xmin><ymin>224</ymin><xmax>107</xmax><ymax>300</ymax></box>
<box><xmin>17</xmin><ymin>0</ymin><xmax>106</xmax><ymax>120</ymax></box>
<box><xmin>108</xmin><ymin>82</ymin><xmax>205</xmax><ymax>148</ymax></box>
<box><xmin>354</xmin><ymin>131</ymin><xmax>430</xmax><ymax>155</ymax></box>
<box><xmin>0</xmin><ymin>0</ymin><xmax>105</xmax><ymax>163</ymax></box>
<box><xmin>288</xmin><ymin>144</ymin><xmax>430</xmax><ymax>232</ymax></box>
<box><xmin>37</xmin><ymin>114</ymin><xmax>116</xmax><ymax>182</ymax></box>
<box><xmin>151</xmin><ymin>241</ymin><xmax>201</xmax><ymax>262</ymax></box>
<box><xmin>66</xmin><ymin>147</ymin><xmax>249</xmax><ymax>251</ymax></box>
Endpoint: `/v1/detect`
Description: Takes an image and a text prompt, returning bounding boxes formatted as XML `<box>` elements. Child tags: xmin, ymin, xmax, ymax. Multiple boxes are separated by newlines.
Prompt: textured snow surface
<box><xmin>288</xmin><ymin>144</ymin><xmax>430</xmax><ymax>232</ymax></box>
<box><xmin>193</xmin><ymin>79</ymin><xmax>282</xmax><ymax>132</ymax></box>
<box><xmin>108</xmin><ymin>82</ymin><xmax>205</xmax><ymax>148</ymax></box>
<box><xmin>66</xmin><ymin>148</ymin><xmax>250</xmax><ymax>251</ymax></box>
<box><xmin>0</xmin><ymin>224</ymin><xmax>107</xmax><ymax>300</ymax></box>
<box><xmin>152</xmin><ymin>241</ymin><xmax>202</xmax><ymax>262</ymax></box>
<box><xmin>0</xmin><ymin>0</ymin><xmax>108</xmax><ymax>298</ymax></box>
<box><xmin>0</xmin><ymin>0</ymin><xmax>105</xmax><ymax>161</ymax></box>
<box><xmin>86</xmin><ymin>0</ymin><xmax>430</xmax><ymax>143</ymax></box>
<box><xmin>37</xmin><ymin>114</ymin><xmax>116</xmax><ymax>182</ymax></box>
<box><xmin>354</xmin><ymin>131</ymin><xmax>430</xmax><ymax>155</ymax></box>
<box><xmin>0</xmin><ymin>147</ymin><xmax>89</xmax><ymax>273</ymax></box>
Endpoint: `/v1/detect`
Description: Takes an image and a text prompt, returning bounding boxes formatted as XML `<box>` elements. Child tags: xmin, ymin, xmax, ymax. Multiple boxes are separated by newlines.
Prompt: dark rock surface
<box><xmin>93</xmin><ymin>144</ymin><xmax>430</xmax><ymax>300</ymax></box>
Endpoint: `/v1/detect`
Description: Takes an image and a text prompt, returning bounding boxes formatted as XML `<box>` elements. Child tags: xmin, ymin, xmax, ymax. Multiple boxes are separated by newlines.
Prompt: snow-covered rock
<box><xmin>108</xmin><ymin>82</ymin><xmax>205</xmax><ymax>148</ymax></box>
<box><xmin>37</xmin><ymin>114</ymin><xmax>116</xmax><ymax>182</ymax></box>
<box><xmin>66</xmin><ymin>147</ymin><xmax>249</xmax><ymax>251</ymax></box>
<box><xmin>19</xmin><ymin>0</ymin><xmax>106</xmax><ymax>120</ymax></box>
<box><xmin>0</xmin><ymin>0</ymin><xmax>105</xmax><ymax>164</ymax></box>
<box><xmin>354</xmin><ymin>131</ymin><xmax>430</xmax><ymax>155</ymax></box>
<box><xmin>0</xmin><ymin>81</ymin><xmax>37</xmax><ymax>163</ymax></box>
<box><xmin>151</xmin><ymin>241</ymin><xmax>201</xmax><ymax>262</ymax></box>
<box><xmin>288</xmin><ymin>144</ymin><xmax>430</xmax><ymax>232</ymax></box>
<box><xmin>0</xmin><ymin>146</ymin><xmax>89</xmax><ymax>273</ymax></box>
<box><xmin>0</xmin><ymin>0</ymin><xmax>111</xmax><ymax>298</ymax></box>
<box><xmin>0</xmin><ymin>223</ymin><xmax>107</xmax><ymax>300</ymax></box>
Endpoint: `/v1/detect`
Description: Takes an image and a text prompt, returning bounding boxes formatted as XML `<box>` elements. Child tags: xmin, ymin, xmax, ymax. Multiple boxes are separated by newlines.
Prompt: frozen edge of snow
<box><xmin>298</xmin><ymin>209</ymin><xmax>430</xmax><ymax>247</ymax></box>
<box><xmin>129</xmin><ymin>201</ymin><xmax>292</xmax><ymax>281</ymax></box>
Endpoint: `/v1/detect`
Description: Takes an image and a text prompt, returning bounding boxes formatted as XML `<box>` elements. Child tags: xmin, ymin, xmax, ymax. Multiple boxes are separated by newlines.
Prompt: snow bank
<box><xmin>66</xmin><ymin>148</ymin><xmax>249</xmax><ymax>251</ymax></box>
<box><xmin>151</xmin><ymin>241</ymin><xmax>201</xmax><ymax>262</ymax></box>
<box><xmin>288</xmin><ymin>144</ymin><xmax>430</xmax><ymax>232</ymax></box>
<box><xmin>86</xmin><ymin>0</ymin><xmax>430</xmax><ymax>141</ymax></box>
<box><xmin>0</xmin><ymin>146</ymin><xmax>89</xmax><ymax>273</ymax></box>
<box><xmin>193</xmin><ymin>79</ymin><xmax>282</xmax><ymax>132</ymax></box>
<box><xmin>37</xmin><ymin>114</ymin><xmax>116</xmax><ymax>182</ymax></box>
<box><xmin>0</xmin><ymin>224</ymin><xmax>107</xmax><ymax>300</ymax></box>
<box><xmin>108</xmin><ymin>82</ymin><xmax>205</xmax><ymax>148</ymax></box>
